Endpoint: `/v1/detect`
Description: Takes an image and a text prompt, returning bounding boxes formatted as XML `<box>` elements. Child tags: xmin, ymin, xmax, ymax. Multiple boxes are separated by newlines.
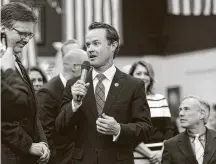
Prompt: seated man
<box><xmin>162</xmin><ymin>96</ymin><xmax>216</xmax><ymax>164</ymax></box>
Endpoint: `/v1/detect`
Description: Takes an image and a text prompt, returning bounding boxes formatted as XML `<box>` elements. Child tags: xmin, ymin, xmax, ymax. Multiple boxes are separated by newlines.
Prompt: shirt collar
<box><xmin>59</xmin><ymin>73</ymin><xmax>67</xmax><ymax>87</ymax></box>
<box><xmin>187</xmin><ymin>128</ymin><xmax>206</xmax><ymax>141</ymax></box>
<box><xmin>92</xmin><ymin>64</ymin><xmax>116</xmax><ymax>81</ymax></box>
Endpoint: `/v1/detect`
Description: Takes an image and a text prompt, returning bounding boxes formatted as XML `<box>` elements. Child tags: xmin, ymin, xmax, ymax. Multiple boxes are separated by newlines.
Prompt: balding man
<box><xmin>37</xmin><ymin>48</ymin><xmax>88</xmax><ymax>164</ymax></box>
<box><xmin>162</xmin><ymin>96</ymin><xmax>216</xmax><ymax>164</ymax></box>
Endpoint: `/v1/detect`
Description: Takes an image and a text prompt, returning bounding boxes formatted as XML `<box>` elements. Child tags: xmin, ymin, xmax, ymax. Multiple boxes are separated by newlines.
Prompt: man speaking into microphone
<box><xmin>55</xmin><ymin>22</ymin><xmax>152</xmax><ymax>164</ymax></box>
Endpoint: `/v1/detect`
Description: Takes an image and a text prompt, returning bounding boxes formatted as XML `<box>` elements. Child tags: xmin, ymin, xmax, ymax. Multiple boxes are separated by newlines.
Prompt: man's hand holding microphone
<box><xmin>71</xmin><ymin>61</ymin><xmax>120</xmax><ymax>138</ymax></box>
<box><xmin>71</xmin><ymin>61</ymin><xmax>90</xmax><ymax>111</ymax></box>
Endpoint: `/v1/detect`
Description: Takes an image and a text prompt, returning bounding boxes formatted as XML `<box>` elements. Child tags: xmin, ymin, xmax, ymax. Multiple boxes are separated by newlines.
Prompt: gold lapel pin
<box><xmin>114</xmin><ymin>83</ymin><xmax>119</xmax><ymax>87</ymax></box>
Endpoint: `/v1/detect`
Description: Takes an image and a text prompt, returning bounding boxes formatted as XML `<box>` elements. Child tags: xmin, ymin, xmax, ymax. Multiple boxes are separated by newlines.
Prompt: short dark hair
<box><xmin>88</xmin><ymin>22</ymin><xmax>120</xmax><ymax>58</ymax></box>
<box><xmin>129</xmin><ymin>61</ymin><xmax>155</xmax><ymax>95</ymax></box>
<box><xmin>28</xmin><ymin>67</ymin><xmax>48</xmax><ymax>84</ymax></box>
<box><xmin>1</xmin><ymin>2</ymin><xmax>37</xmax><ymax>29</ymax></box>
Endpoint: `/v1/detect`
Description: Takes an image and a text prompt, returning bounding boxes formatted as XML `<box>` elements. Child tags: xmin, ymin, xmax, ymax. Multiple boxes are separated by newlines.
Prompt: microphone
<box><xmin>77</xmin><ymin>61</ymin><xmax>91</xmax><ymax>101</ymax></box>
<box><xmin>0</xmin><ymin>32</ymin><xmax>8</xmax><ymax>56</ymax></box>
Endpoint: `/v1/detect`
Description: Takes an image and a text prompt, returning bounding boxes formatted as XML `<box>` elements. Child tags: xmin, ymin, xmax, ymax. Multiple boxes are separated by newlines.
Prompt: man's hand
<box><xmin>71</xmin><ymin>80</ymin><xmax>90</xmax><ymax>110</ymax></box>
<box><xmin>29</xmin><ymin>143</ymin><xmax>50</xmax><ymax>164</ymax></box>
<box><xmin>96</xmin><ymin>113</ymin><xmax>120</xmax><ymax>135</ymax></box>
<box><xmin>29</xmin><ymin>143</ymin><xmax>43</xmax><ymax>157</ymax></box>
<box><xmin>0</xmin><ymin>47</ymin><xmax>15</xmax><ymax>71</ymax></box>
<box><xmin>149</xmin><ymin>150</ymin><xmax>162</xmax><ymax>164</ymax></box>
<box><xmin>37</xmin><ymin>142</ymin><xmax>50</xmax><ymax>164</ymax></box>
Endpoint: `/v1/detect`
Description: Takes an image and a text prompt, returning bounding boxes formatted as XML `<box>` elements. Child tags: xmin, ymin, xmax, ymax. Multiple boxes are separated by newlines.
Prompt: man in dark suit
<box><xmin>37</xmin><ymin>47</ymin><xmax>88</xmax><ymax>164</ymax></box>
<box><xmin>55</xmin><ymin>22</ymin><xmax>152</xmax><ymax>164</ymax></box>
<box><xmin>162</xmin><ymin>96</ymin><xmax>216</xmax><ymax>164</ymax></box>
<box><xmin>1</xmin><ymin>2</ymin><xmax>50</xmax><ymax>164</ymax></box>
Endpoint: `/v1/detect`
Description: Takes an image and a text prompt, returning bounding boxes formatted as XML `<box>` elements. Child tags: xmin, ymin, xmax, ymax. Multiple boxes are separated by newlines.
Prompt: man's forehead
<box><xmin>86</xmin><ymin>29</ymin><xmax>106</xmax><ymax>41</ymax></box>
<box><xmin>12</xmin><ymin>21</ymin><xmax>34</xmax><ymax>32</ymax></box>
<box><xmin>180</xmin><ymin>98</ymin><xmax>198</xmax><ymax>108</ymax></box>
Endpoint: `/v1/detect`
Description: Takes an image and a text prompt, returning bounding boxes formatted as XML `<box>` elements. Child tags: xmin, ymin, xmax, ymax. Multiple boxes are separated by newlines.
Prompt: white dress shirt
<box><xmin>59</xmin><ymin>73</ymin><xmax>67</xmax><ymax>87</ymax></box>
<box><xmin>92</xmin><ymin>64</ymin><xmax>116</xmax><ymax>99</ymax></box>
<box><xmin>72</xmin><ymin>64</ymin><xmax>120</xmax><ymax>141</ymax></box>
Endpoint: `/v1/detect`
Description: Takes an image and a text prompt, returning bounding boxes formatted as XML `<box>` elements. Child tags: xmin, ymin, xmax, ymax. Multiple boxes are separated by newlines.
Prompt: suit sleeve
<box><xmin>55</xmin><ymin>79</ymin><xmax>80</xmax><ymax>135</ymax></box>
<box><xmin>161</xmin><ymin>140</ymin><xmax>171</xmax><ymax>164</ymax></box>
<box><xmin>37</xmin><ymin>88</ymin><xmax>58</xmax><ymax>148</ymax></box>
<box><xmin>1</xmin><ymin>121</ymin><xmax>33</xmax><ymax>156</ymax></box>
<box><xmin>117</xmin><ymin>81</ymin><xmax>152</xmax><ymax>144</ymax></box>
<box><xmin>35</xmin><ymin>116</ymin><xmax>48</xmax><ymax>143</ymax></box>
<box><xmin>1</xmin><ymin>69</ymin><xmax>29</xmax><ymax>120</ymax></box>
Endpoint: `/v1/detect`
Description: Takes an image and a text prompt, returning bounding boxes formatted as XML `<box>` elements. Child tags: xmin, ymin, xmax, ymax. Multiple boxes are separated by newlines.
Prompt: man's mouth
<box><xmin>89</xmin><ymin>54</ymin><xmax>97</xmax><ymax>59</ymax></box>
<box><xmin>17</xmin><ymin>41</ymin><xmax>27</xmax><ymax>48</ymax></box>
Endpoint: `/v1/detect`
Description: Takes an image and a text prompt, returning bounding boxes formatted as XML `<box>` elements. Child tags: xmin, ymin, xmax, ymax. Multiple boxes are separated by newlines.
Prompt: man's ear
<box><xmin>200</xmin><ymin>110</ymin><xmax>205</xmax><ymax>120</ymax></box>
<box><xmin>1</xmin><ymin>26</ymin><xmax>6</xmax><ymax>32</ymax></box>
<box><xmin>111</xmin><ymin>41</ymin><xmax>118</xmax><ymax>52</ymax></box>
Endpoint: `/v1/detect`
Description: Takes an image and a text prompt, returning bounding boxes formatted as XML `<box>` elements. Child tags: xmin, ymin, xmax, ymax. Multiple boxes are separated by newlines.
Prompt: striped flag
<box><xmin>64</xmin><ymin>0</ymin><xmax>123</xmax><ymax>47</ymax></box>
<box><xmin>168</xmin><ymin>0</ymin><xmax>216</xmax><ymax>16</ymax></box>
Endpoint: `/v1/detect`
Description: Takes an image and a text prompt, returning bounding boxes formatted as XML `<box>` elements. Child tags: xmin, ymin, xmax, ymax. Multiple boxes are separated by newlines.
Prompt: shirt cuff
<box><xmin>39</xmin><ymin>142</ymin><xmax>49</xmax><ymax>148</ymax></box>
<box><xmin>71</xmin><ymin>100</ymin><xmax>82</xmax><ymax>112</ymax></box>
<box><xmin>113</xmin><ymin>124</ymin><xmax>121</xmax><ymax>142</ymax></box>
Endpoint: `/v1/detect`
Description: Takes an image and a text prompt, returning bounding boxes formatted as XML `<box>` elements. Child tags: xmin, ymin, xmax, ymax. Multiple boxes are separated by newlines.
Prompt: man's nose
<box><xmin>179</xmin><ymin>110</ymin><xmax>184</xmax><ymax>117</ymax></box>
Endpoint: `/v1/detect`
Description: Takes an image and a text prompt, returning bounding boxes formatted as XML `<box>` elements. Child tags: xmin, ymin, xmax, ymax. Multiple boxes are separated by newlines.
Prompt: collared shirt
<box><xmin>72</xmin><ymin>64</ymin><xmax>120</xmax><ymax>141</ymax></box>
<box><xmin>187</xmin><ymin>128</ymin><xmax>206</xmax><ymax>154</ymax></box>
<box><xmin>92</xmin><ymin>64</ymin><xmax>116</xmax><ymax>100</ymax></box>
<box><xmin>15</xmin><ymin>62</ymin><xmax>23</xmax><ymax>78</ymax></box>
<box><xmin>59</xmin><ymin>73</ymin><xmax>67</xmax><ymax>87</ymax></box>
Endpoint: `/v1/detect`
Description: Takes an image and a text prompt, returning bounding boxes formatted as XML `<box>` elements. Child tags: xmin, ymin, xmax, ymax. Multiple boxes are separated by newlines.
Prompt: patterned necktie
<box><xmin>194</xmin><ymin>135</ymin><xmax>204</xmax><ymax>164</ymax></box>
<box><xmin>15</xmin><ymin>55</ymin><xmax>35</xmax><ymax>96</ymax></box>
<box><xmin>95</xmin><ymin>74</ymin><xmax>106</xmax><ymax>116</ymax></box>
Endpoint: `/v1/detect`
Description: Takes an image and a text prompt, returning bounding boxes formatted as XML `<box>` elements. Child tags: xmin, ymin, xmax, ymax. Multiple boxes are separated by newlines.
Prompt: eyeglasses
<box><xmin>12</xmin><ymin>28</ymin><xmax>34</xmax><ymax>39</ymax></box>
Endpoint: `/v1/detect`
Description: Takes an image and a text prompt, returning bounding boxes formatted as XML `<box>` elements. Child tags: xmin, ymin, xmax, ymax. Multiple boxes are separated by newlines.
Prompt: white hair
<box><xmin>182</xmin><ymin>95</ymin><xmax>210</xmax><ymax>124</ymax></box>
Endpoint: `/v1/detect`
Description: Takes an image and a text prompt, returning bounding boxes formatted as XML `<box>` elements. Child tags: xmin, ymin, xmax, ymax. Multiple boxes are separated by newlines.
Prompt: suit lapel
<box><xmin>203</xmin><ymin>128</ymin><xmax>216</xmax><ymax>164</ymax></box>
<box><xmin>84</xmin><ymin>69</ymin><xmax>98</xmax><ymax>118</ymax></box>
<box><xmin>103</xmin><ymin>68</ymin><xmax>125</xmax><ymax>115</ymax></box>
<box><xmin>177</xmin><ymin>132</ymin><xmax>198</xmax><ymax>164</ymax></box>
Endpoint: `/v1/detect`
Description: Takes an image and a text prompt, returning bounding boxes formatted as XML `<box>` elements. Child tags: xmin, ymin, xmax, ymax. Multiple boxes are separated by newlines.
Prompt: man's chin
<box><xmin>13</xmin><ymin>46</ymin><xmax>23</xmax><ymax>54</ymax></box>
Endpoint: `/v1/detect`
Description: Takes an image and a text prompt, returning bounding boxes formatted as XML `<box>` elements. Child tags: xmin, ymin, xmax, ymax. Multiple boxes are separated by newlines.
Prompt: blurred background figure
<box><xmin>121</xmin><ymin>64</ymin><xmax>132</xmax><ymax>74</ymax></box>
<box><xmin>129</xmin><ymin>61</ymin><xmax>174</xmax><ymax>164</ymax></box>
<box><xmin>37</xmin><ymin>47</ymin><xmax>88</xmax><ymax>164</ymax></box>
<box><xmin>54</xmin><ymin>39</ymin><xmax>81</xmax><ymax>76</ymax></box>
<box><xmin>28</xmin><ymin>66</ymin><xmax>48</xmax><ymax>92</ymax></box>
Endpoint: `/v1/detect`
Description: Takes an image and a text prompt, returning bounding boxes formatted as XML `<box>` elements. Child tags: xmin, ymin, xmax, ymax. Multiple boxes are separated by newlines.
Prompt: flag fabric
<box><xmin>64</xmin><ymin>0</ymin><xmax>123</xmax><ymax>47</ymax></box>
<box><xmin>168</xmin><ymin>0</ymin><xmax>216</xmax><ymax>16</ymax></box>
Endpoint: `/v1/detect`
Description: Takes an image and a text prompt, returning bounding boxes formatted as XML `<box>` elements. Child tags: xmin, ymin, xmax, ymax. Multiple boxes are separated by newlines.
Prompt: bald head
<box><xmin>62</xmin><ymin>48</ymin><xmax>88</xmax><ymax>79</ymax></box>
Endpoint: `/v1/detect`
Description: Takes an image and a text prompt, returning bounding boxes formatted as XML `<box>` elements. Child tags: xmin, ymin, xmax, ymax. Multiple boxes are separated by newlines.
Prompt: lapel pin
<box><xmin>114</xmin><ymin>83</ymin><xmax>119</xmax><ymax>87</ymax></box>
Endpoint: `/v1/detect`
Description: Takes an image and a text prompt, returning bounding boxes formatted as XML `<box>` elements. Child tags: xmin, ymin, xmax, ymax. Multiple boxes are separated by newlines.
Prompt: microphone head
<box><xmin>81</xmin><ymin>61</ymin><xmax>91</xmax><ymax>70</ymax></box>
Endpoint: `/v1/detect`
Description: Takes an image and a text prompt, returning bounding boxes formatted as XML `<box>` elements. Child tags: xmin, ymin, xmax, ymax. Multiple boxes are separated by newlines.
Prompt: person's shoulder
<box><xmin>117</xmin><ymin>69</ymin><xmax>143</xmax><ymax>85</ymax></box>
<box><xmin>66</xmin><ymin>76</ymin><xmax>79</xmax><ymax>86</ymax></box>
<box><xmin>147</xmin><ymin>93</ymin><xmax>165</xmax><ymax>100</ymax></box>
<box><xmin>43</xmin><ymin>76</ymin><xmax>61</xmax><ymax>89</ymax></box>
<box><xmin>165</xmin><ymin>132</ymin><xmax>184</xmax><ymax>145</ymax></box>
<box><xmin>207</xmin><ymin>128</ymin><xmax>216</xmax><ymax>137</ymax></box>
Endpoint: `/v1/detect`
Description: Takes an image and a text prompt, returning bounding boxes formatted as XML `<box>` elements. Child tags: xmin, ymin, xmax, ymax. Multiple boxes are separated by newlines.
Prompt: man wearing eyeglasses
<box><xmin>1</xmin><ymin>2</ymin><xmax>50</xmax><ymax>164</ymax></box>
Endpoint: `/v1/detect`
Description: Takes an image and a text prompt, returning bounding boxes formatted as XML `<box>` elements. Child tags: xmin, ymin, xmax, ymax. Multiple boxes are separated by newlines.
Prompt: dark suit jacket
<box><xmin>1</xmin><ymin>68</ymin><xmax>47</xmax><ymax>164</ymax></box>
<box><xmin>162</xmin><ymin>128</ymin><xmax>216</xmax><ymax>164</ymax></box>
<box><xmin>37</xmin><ymin>75</ymin><xmax>75</xmax><ymax>164</ymax></box>
<box><xmin>55</xmin><ymin>68</ymin><xmax>152</xmax><ymax>164</ymax></box>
